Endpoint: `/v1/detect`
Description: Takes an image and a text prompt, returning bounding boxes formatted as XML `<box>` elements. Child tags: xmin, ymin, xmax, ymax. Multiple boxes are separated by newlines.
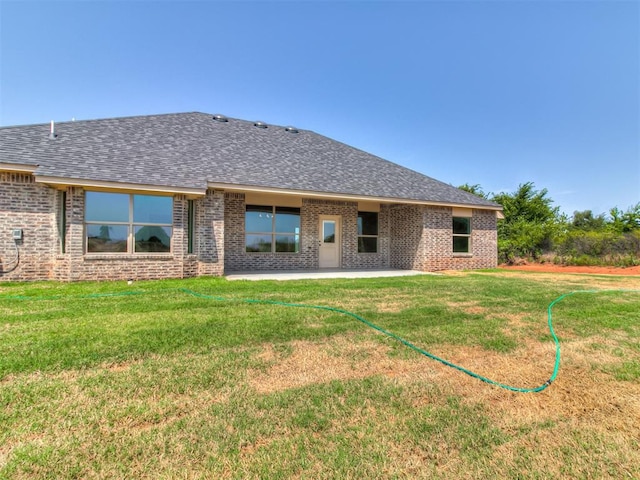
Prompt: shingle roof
<box><xmin>0</xmin><ymin>112</ymin><xmax>499</xmax><ymax>208</ymax></box>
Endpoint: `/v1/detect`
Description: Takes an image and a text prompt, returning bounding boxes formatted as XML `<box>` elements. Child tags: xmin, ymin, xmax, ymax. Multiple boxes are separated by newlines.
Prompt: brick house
<box><xmin>0</xmin><ymin>112</ymin><xmax>502</xmax><ymax>281</ymax></box>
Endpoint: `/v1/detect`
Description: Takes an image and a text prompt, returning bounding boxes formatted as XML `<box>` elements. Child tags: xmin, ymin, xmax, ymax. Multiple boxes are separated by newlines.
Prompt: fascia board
<box><xmin>207</xmin><ymin>182</ymin><xmax>503</xmax><ymax>211</ymax></box>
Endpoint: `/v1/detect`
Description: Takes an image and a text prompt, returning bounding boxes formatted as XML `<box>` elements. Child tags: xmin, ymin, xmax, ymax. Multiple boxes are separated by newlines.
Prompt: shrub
<box><xmin>553</xmin><ymin>231</ymin><xmax>640</xmax><ymax>267</ymax></box>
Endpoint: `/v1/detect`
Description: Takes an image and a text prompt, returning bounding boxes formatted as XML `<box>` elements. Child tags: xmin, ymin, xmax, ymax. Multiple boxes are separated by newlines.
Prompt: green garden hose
<box><xmin>3</xmin><ymin>287</ymin><xmax>638</xmax><ymax>393</ymax></box>
<box><xmin>178</xmin><ymin>288</ymin><xmax>579</xmax><ymax>393</ymax></box>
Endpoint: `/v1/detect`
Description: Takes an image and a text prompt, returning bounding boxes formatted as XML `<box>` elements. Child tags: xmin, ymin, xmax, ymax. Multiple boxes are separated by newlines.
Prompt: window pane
<box><xmin>358</xmin><ymin>212</ymin><xmax>378</xmax><ymax>235</ymax></box>
<box><xmin>85</xmin><ymin>192</ymin><xmax>129</xmax><ymax>222</ymax></box>
<box><xmin>358</xmin><ymin>237</ymin><xmax>378</xmax><ymax>253</ymax></box>
<box><xmin>246</xmin><ymin>205</ymin><xmax>273</xmax><ymax>232</ymax></box>
<box><xmin>275</xmin><ymin>234</ymin><xmax>299</xmax><ymax>253</ymax></box>
<box><xmin>275</xmin><ymin>207</ymin><xmax>300</xmax><ymax>233</ymax></box>
<box><xmin>133</xmin><ymin>195</ymin><xmax>173</xmax><ymax>224</ymax></box>
<box><xmin>453</xmin><ymin>217</ymin><xmax>471</xmax><ymax>235</ymax></box>
<box><xmin>87</xmin><ymin>224</ymin><xmax>128</xmax><ymax>253</ymax></box>
<box><xmin>246</xmin><ymin>234</ymin><xmax>272</xmax><ymax>252</ymax></box>
<box><xmin>135</xmin><ymin>226</ymin><xmax>171</xmax><ymax>252</ymax></box>
<box><xmin>187</xmin><ymin>200</ymin><xmax>194</xmax><ymax>254</ymax></box>
<box><xmin>453</xmin><ymin>236</ymin><xmax>470</xmax><ymax>253</ymax></box>
<box><xmin>323</xmin><ymin>221</ymin><xmax>336</xmax><ymax>243</ymax></box>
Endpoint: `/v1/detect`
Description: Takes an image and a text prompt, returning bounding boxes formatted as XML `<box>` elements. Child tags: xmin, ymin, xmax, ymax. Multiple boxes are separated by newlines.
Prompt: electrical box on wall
<box><xmin>12</xmin><ymin>229</ymin><xmax>23</xmax><ymax>240</ymax></box>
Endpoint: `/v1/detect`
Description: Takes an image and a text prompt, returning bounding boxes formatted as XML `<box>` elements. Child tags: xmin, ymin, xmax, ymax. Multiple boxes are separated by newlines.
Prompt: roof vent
<box><xmin>48</xmin><ymin>120</ymin><xmax>57</xmax><ymax>139</ymax></box>
<box><xmin>285</xmin><ymin>126</ymin><xmax>299</xmax><ymax>133</ymax></box>
<box><xmin>253</xmin><ymin>121</ymin><xmax>268</xmax><ymax>128</ymax></box>
<box><xmin>213</xmin><ymin>114</ymin><xmax>228</xmax><ymax>122</ymax></box>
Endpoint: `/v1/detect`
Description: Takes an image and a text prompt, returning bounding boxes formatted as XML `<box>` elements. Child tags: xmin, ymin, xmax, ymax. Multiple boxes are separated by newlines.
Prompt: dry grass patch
<box><xmin>480</xmin><ymin>270</ymin><xmax>640</xmax><ymax>291</ymax></box>
<box><xmin>446</xmin><ymin>300</ymin><xmax>488</xmax><ymax>315</ymax></box>
<box><xmin>249</xmin><ymin>337</ymin><xmax>437</xmax><ymax>394</ymax></box>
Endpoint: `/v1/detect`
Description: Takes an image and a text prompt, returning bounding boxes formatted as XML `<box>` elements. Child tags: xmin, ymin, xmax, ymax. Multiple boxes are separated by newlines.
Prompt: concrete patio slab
<box><xmin>225</xmin><ymin>269</ymin><xmax>435</xmax><ymax>281</ymax></box>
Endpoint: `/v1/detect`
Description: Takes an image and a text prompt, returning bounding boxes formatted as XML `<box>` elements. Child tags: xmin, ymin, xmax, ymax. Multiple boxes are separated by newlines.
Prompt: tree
<box><xmin>458</xmin><ymin>183</ymin><xmax>488</xmax><ymax>199</ymax></box>
<box><xmin>571</xmin><ymin>210</ymin><xmax>606</xmax><ymax>231</ymax></box>
<box><xmin>491</xmin><ymin>182</ymin><xmax>560</xmax><ymax>262</ymax></box>
<box><xmin>609</xmin><ymin>203</ymin><xmax>640</xmax><ymax>233</ymax></box>
<box><xmin>492</xmin><ymin>182</ymin><xmax>559</xmax><ymax>224</ymax></box>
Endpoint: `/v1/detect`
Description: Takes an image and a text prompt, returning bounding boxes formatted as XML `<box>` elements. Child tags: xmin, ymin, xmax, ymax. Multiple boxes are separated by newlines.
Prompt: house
<box><xmin>0</xmin><ymin>112</ymin><xmax>502</xmax><ymax>281</ymax></box>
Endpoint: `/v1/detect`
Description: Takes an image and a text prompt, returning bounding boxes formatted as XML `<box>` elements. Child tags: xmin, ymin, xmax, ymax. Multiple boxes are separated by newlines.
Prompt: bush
<box><xmin>553</xmin><ymin>231</ymin><xmax>640</xmax><ymax>267</ymax></box>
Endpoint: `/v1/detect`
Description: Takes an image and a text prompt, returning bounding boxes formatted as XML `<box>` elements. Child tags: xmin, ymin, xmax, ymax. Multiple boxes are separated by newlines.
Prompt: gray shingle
<box><xmin>0</xmin><ymin>112</ymin><xmax>499</xmax><ymax>208</ymax></box>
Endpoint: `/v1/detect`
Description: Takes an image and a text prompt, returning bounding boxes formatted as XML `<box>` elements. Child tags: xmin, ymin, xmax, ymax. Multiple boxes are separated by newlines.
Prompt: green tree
<box><xmin>571</xmin><ymin>210</ymin><xmax>607</xmax><ymax>231</ymax></box>
<box><xmin>491</xmin><ymin>182</ymin><xmax>560</xmax><ymax>262</ymax></box>
<box><xmin>458</xmin><ymin>183</ymin><xmax>489</xmax><ymax>199</ymax></box>
<box><xmin>609</xmin><ymin>203</ymin><xmax>640</xmax><ymax>233</ymax></box>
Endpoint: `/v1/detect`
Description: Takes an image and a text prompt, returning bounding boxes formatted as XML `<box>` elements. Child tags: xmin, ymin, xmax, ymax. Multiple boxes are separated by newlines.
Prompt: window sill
<box><xmin>84</xmin><ymin>253</ymin><xmax>174</xmax><ymax>261</ymax></box>
<box><xmin>453</xmin><ymin>253</ymin><xmax>473</xmax><ymax>258</ymax></box>
<box><xmin>245</xmin><ymin>252</ymin><xmax>300</xmax><ymax>255</ymax></box>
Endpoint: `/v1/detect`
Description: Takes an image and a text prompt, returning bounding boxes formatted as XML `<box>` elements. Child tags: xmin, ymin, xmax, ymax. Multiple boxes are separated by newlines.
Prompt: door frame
<box><xmin>318</xmin><ymin>215</ymin><xmax>341</xmax><ymax>268</ymax></box>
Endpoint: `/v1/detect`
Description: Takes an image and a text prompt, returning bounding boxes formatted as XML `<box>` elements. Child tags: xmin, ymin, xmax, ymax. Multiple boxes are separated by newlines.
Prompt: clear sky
<box><xmin>1</xmin><ymin>0</ymin><xmax>638</xmax><ymax>216</ymax></box>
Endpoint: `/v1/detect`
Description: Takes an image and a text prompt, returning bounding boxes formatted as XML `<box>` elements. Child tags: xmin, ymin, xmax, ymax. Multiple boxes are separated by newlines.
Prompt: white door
<box><xmin>319</xmin><ymin>215</ymin><xmax>341</xmax><ymax>268</ymax></box>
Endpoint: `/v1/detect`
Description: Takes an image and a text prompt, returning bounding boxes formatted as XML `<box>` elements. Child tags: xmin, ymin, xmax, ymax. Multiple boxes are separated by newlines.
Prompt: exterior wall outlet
<box><xmin>12</xmin><ymin>228</ymin><xmax>23</xmax><ymax>240</ymax></box>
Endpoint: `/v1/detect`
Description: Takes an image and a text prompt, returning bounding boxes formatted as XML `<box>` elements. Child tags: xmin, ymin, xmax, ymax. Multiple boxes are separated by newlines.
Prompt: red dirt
<box><xmin>499</xmin><ymin>263</ymin><xmax>640</xmax><ymax>276</ymax></box>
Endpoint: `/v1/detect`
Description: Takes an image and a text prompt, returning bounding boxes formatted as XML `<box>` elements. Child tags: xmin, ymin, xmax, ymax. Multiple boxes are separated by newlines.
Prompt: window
<box><xmin>187</xmin><ymin>200</ymin><xmax>195</xmax><ymax>254</ymax></box>
<box><xmin>357</xmin><ymin>211</ymin><xmax>378</xmax><ymax>253</ymax></box>
<box><xmin>57</xmin><ymin>190</ymin><xmax>66</xmax><ymax>254</ymax></box>
<box><xmin>245</xmin><ymin>205</ymin><xmax>300</xmax><ymax>253</ymax></box>
<box><xmin>85</xmin><ymin>192</ymin><xmax>173</xmax><ymax>253</ymax></box>
<box><xmin>453</xmin><ymin>216</ymin><xmax>471</xmax><ymax>253</ymax></box>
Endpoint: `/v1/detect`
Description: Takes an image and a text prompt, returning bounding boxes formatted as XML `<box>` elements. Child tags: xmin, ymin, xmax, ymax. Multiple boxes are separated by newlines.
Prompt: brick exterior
<box><xmin>1</xmin><ymin>178</ymin><xmax>497</xmax><ymax>281</ymax></box>
<box><xmin>389</xmin><ymin>205</ymin><xmax>498</xmax><ymax>271</ymax></box>
<box><xmin>0</xmin><ymin>173</ymin><xmax>58</xmax><ymax>280</ymax></box>
<box><xmin>224</xmin><ymin>196</ymin><xmax>392</xmax><ymax>272</ymax></box>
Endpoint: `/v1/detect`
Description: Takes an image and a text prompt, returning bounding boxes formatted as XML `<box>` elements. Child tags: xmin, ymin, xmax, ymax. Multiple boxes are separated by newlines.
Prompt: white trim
<box><xmin>35</xmin><ymin>175</ymin><xmax>205</xmax><ymax>196</ymax></box>
<box><xmin>0</xmin><ymin>163</ymin><xmax>38</xmax><ymax>173</ymax></box>
<box><xmin>208</xmin><ymin>181</ymin><xmax>502</xmax><ymax>211</ymax></box>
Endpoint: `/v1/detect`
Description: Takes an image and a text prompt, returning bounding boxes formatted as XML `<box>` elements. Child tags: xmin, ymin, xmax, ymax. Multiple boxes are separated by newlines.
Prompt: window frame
<box><xmin>245</xmin><ymin>205</ymin><xmax>301</xmax><ymax>254</ymax></box>
<box><xmin>58</xmin><ymin>190</ymin><xmax>66</xmax><ymax>254</ymax></box>
<box><xmin>452</xmin><ymin>216</ymin><xmax>472</xmax><ymax>254</ymax></box>
<box><xmin>187</xmin><ymin>199</ymin><xmax>195</xmax><ymax>254</ymax></box>
<box><xmin>84</xmin><ymin>192</ymin><xmax>174</xmax><ymax>254</ymax></box>
<box><xmin>357</xmin><ymin>211</ymin><xmax>379</xmax><ymax>253</ymax></box>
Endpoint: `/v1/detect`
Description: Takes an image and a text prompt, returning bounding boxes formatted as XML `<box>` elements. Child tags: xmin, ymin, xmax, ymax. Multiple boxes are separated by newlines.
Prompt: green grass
<box><xmin>1</xmin><ymin>273</ymin><xmax>639</xmax><ymax>479</ymax></box>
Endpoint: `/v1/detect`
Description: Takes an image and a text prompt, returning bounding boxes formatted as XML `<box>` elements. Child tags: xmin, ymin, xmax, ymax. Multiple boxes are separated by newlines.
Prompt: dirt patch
<box><xmin>499</xmin><ymin>263</ymin><xmax>640</xmax><ymax>276</ymax></box>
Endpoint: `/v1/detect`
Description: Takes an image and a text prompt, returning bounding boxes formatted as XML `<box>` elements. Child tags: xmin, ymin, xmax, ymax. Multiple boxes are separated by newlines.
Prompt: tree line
<box><xmin>459</xmin><ymin>182</ymin><xmax>640</xmax><ymax>266</ymax></box>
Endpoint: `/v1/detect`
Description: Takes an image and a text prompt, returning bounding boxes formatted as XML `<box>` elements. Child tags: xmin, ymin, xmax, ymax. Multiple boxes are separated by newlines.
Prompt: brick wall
<box><xmin>194</xmin><ymin>190</ymin><xmax>225</xmax><ymax>277</ymax></box>
<box><xmin>389</xmin><ymin>204</ymin><xmax>424</xmax><ymax>270</ymax></box>
<box><xmin>1</xmin><ymin>178</ymin><xmax>497</xmax><ymax>281</ymax></box>
<box><xmin>2</xmin><ymin>180</ymin><xmax>226</xmax><ymax>281</ymax></box>
<box><xmin>224</xmin><ymin>195</ymin><xmax>391</xmax><ymax>272</ymax></box>
<box><xmin>224</xmin><ymin>193</ymin><xmax>316</xmax><ymax>271</ymax></box>
<box><xmin>390</xmin><ymin>204</ymin><xmax>498</xmax><ymax>271</ymax></box>
<box><xmin>0</xmin><ymin>173</ymin><xmax>57</xmax><ymax>280</ymax></box>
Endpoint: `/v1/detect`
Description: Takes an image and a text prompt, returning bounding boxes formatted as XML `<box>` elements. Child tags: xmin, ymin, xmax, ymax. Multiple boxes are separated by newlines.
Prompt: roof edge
<box><xmin>208</xmin><ymin>182</ymin><xmax>503</xmax><ymax>211</ymax></box>
<box><xmin>35</xmin><ymin>175</ymin><xmax>206</xmax><ymax>196</ymax></box>
<box><xmin>0</xmin><ymin>162</ymin><xmax>38</xmax><ymax>173</ymax></box>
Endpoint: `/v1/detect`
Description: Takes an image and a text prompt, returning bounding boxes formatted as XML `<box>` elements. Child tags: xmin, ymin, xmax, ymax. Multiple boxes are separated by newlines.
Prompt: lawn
<box><xmin>1</xmin><ymin>271</ymin><xmax>639</xmax><ymax>479</ymax></box>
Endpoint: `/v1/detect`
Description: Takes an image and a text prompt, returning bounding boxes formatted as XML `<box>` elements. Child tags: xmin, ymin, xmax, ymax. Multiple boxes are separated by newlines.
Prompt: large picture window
<box><xmin>357</xmin><ymin>211</ymin><xmax>378</xmax><ymax>253</ymax></box>
<box><xmin>245</xmin><ymin>205</ymin><xmax>300</xmax><ymax>253</ymax></box>
<box><xmin>85</xmin><ymin>192</ymin><xmax>173</xmax><ymax>253</ymax></box>
<box><xmin>453</xmin><ymin>216</ymin><xmax>471</xmax><ymax>253</ymax></box>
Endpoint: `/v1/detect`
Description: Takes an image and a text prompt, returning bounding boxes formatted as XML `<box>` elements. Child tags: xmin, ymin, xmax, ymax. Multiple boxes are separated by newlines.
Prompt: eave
<box><xmin>0</xmin><ymin>162</ymin><xmax>39</xmax><ymax>174</ymax></box>
<box><xmin>207</xmin><ymin>181</ymin><xmax>503</xmax><ymax>212</ymax></box>
<box><xmin>35</xmin><ymin>175</ymin><xmax>206</xmax><ymax>197</ymax></box>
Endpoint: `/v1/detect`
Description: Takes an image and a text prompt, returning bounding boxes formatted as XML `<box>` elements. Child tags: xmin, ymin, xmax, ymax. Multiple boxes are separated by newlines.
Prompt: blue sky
<box><xmin>1</xmin><ymin>0</ymin><xmax>638</xmax><ymax>216</ymax></box>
